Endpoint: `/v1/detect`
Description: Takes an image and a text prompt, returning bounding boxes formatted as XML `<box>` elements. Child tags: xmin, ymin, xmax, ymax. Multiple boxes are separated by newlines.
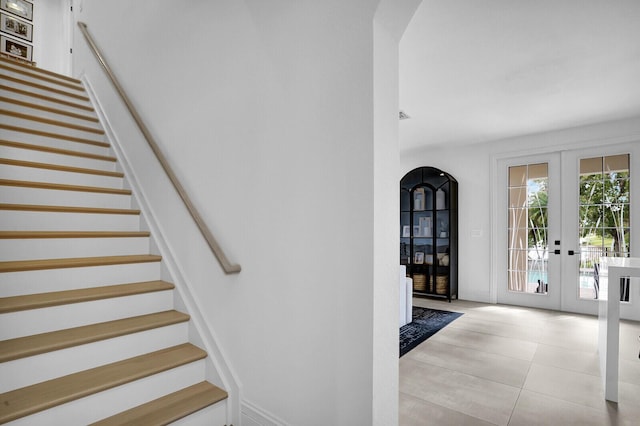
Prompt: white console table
<box><xmin>598</xmin><ymin>257</ymin><xmax>640</xmax><ymax>402</ymax></box>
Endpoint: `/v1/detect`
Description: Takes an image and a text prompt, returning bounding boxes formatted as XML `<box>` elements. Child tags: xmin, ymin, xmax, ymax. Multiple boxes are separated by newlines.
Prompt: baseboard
<box><xmin>242</xmin><ymin>400</ymin><xmax>289</xmax><ymax>426</ymax></box>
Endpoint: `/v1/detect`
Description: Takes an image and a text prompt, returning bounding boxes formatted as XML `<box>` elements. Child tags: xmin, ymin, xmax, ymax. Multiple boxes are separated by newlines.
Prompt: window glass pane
<box><xmin>509</xmin><ymin>166</ymin><xmax>527</xmax><ymax>186</ymax></box>
<box><xmin>508</xmin><ymin>162</ymin><xmax>548</xmax><ymax>294</ymax></box>
<box><xmin>580</xmin><ymin>157</ymin><xmax>602</xmax><ymax>175</ymax></box>
<box><xmin>509</xmin><ymin>207</ymin><xmax>527</xmax><ymax>230</ymax></box>
<box><xmin>578</xmin><ymin>154</ymin><xmax>631</xmax><ymax>299</ymax></box>
<box><xmin>509</xmin><ymin>187</ymin><xmax>527</xmax><ymax>208</ymax></box>
<box><xmin>604</xmin><ymin>154</ymin><xmax>629</xmax><ymax>174</ymax></box>
<box><xmin>528</xmin><ymin>163</ymin><xmax>548</xmax><ymax>181</ymax></box>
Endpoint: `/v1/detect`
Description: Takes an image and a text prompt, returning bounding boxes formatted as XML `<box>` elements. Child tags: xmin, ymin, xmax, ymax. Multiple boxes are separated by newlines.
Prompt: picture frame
<box><xmin>1</xmin><ymin>12</ymin><xmax>32</xmax><ymax>41</ymax></box>
<box><xmin>402</xmin><ymin>225</ymin><xmax>410</xmax><ymax>237</ymax></box>
<box><xmin>418</xmin><ymin>216</ymin><xmax>432</xmax><ymax>237</ymax></box>
<box><xmin>1</xmin><ymin>0</ymin><xmax>33</xmax><ymax>21</ymax></box>
<box><xmin>414</xmin><ymin>252</ymin><xmax>424</xmax><ymax>264</ymax></box>
<box><xmin>1</xmin><ymin>34</ymin><xmax>31</xmax><ymax>61</ymax></box>
<box><xmin>413</xmin><ymin>225</ymin><xmax>420</xmax><ymax>236</ymax></box>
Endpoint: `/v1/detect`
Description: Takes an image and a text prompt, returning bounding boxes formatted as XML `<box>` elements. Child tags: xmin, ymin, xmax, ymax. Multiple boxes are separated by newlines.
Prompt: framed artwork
<box><xmin>1</xmin><ymin>34</ymin><xmax>32</xmax><ymax>60</ymax></box>
<box><xmin>414</xmin><ymin>252</ymin><xmax>424</xmax><ymax>264</ymax></box>
<box><xmin>1</xmin><ymin>12</ymin><xmax>32</xmax><ymax>41</ymax></box>
<box><xmin>0</xmin><ymin>0</ymin><xmax>33</xmax><ymax>21</ymax></box>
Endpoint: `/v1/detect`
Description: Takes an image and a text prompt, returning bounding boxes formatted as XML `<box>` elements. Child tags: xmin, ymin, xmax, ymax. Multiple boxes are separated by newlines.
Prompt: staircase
<box><xmin>0</xmin><ymin>56</ymin><xmax>228</xmax><ymax>424</ymax></box>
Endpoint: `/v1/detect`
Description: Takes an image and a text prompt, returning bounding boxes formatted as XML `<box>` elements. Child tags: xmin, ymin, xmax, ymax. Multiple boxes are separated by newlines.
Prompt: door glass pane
<box><xmin>579</xmin><ymin>154</ymin><xmax>631</xmax><ymax>299</ymax></box>
<box><xmin>508</xmin><ymin>163</ymin><xmax>549</xmax><ymax>294</ymax></box>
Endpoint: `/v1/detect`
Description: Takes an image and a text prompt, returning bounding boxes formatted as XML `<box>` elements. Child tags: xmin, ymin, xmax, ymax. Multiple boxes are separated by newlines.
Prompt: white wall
<box><xmin>32</xmin><ymin>0</ymin><xmax>70</xmax><ymax>73</ymax></box>
<box><xmin>372</xmin><ymin>1</ymin><xmax>421</xmax><ymax>424</ymax></box>
<box><xmin>401</xmin><ymin>116</ymin><xmax>640</xmax><ymax>303</ymax></box>
<box><xmin>71</xmin><ymin>1</ymin><xmax>405</xmax><ymax>424</ymax></box>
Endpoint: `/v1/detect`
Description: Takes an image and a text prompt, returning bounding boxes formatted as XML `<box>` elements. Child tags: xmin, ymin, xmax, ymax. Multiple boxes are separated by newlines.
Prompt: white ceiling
<box><xmin>399</xmin><ymin>0</ymin><xmax>640</xmax><ymax>152</ymax></box>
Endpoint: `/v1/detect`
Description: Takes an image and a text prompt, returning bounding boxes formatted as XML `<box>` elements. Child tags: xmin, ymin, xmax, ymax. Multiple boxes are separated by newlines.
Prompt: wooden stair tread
<box><xmin>0</xmin><ymin>179</ymin><xmax>132</xmax><ymax>195</ymax></box>
<box><xmin>0</xmin><ymin>95</ymin><xmax>99</xmax><ymax>122</ymax></box>
<box><xmin>0</xmin><ymin>203</ymin><xmax>140</xmax><ymax>215</ymax></box>
<box><xmin>0</xmin><ymin>280</ymin><xmax>173</xmax><ymax>314</ymax></box>
<box><xmin>0</xmin><ymin>309</ymin><xmax>185</xmax><ymax>362</ymax></box>
<box><xmin>0</xmin><ymin>84</ymin><xmax>94</xmax><ymax>111</ymax></box>
<box><xmin>0</xmin><ymin>343</ymin><xmax>207</xmax><ymax>424</ymax></box>
<box><xmin>0</xmin><ymin>158</ymin><xmax>124</xmax><ymax>178</ymax></box>
<box><xmin>0</xmin><ymin>139</ymin><xmax>114</xmax><ymax>160</ymax></box>
<box><xmin>0</xmin><ymin>123</ymin><xmax>107</xmax><ymax>147</ymax></box>
<box><xmin>0</xmin><ymin>254</ymin><xmax>162</xmax><ymax>273</ymax></box>
<box><xmin>0</xmin><ymin>64</ymin><xmax>84</xmax><ymax>92</ymax></box>
<box><xmin>0</xmin><ymin>56</ymin><xmax>82</xmax><ymax>85</ymax></box>
<box><xmin>90</xmin><ymin>381</ymin><xmax>227</xmax><ymax>426</ymax></box>
<box><xmin>0</xmin><ymin>231</ymin><xmax>149</xmax><ymax>239</ymax></box>
<box><xmin>0</xmin><ymin>74</ymin><xmax>89</xmax><ymax>101</ymax></box>
<box><xmin>0</xmin><ymin>280</ymin><xmax>172</xmax><ymax>314</ymax></box>
<box><xmin>0</xmin><ymin>109</ymin><xmax>105</xmax><ymax>134</ymax></box>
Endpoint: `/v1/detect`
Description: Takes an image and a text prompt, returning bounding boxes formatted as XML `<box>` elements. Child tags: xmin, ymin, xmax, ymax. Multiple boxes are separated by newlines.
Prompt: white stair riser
<box><xmin>0</xmin><ymin>76</ymin><xmax>90</xmax><ymax>108</ymax></box>
<box><xmin>0</xmin><ymin>99</ymin><xmax>100</xmax><ymax>128</ymax></box>
<box><xmin>0</xmin><ymin>65</ymin><xmax>85</xmax><ymax>92</ymax></box>
<box><xmin>0</xmin><ymin>186</ymin><xmax>132</xmax><ymax>209</ymax></box>
<box><xmin>2</xmin><ymin>114</ymin><xmax>106</xmax><ymax>142</ymax></box>
<box><xmin>0</xmin><ymin>129</ymin><xmax>110</xmax><ymax>158</ymax></box>
<box><xmin>0</xmin><ymin>237</ymin><xmax>150</xmax><ymax>261</ymax></box>
<box><xmin>0</xmin><ymin>164</ymin><xmax>124</xmax><ymax>189</ymax></box>
<box><xmin>0</xmin><ymin>145</ymin><xmax>116</xmax><ymax>172</ymax></box>
<box><xmin>6</xmin><ymin>360</ymin><xmax>207</xmax><ymax>426</ymax></box>
<box><xmin>0</xmin><ymin>210</ymin><xmax>140</xmax><ymax>232</ymax></box>
<box><xmin>0</xmin><ymin>290</ymin><xmax>174</xmax><ymax>340</ymax></box>
<box><xmin>171</xmin><ymin>400</ymin><xmax>227</xmax><ymax>426</ymax></box>
<box><xmin>0</xmin><ymin>322</ymin><xmax>189</xmax><ymax>393</ymax></box>
<box><xmin>0</xmin><ymin>262</ymin><xmax>161</xmax><ymax>297</ymax></box>
<box><xmin>0</xmin><ymin>88</ymin><xmax>95</xmax><ymax>116</ymax></box>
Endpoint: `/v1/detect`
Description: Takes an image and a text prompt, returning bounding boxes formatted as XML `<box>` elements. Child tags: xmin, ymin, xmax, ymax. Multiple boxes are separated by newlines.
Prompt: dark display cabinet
<box><xmin>401</xmin><ymin>167</ymin><xmax>458</xmax><ymax>301</ymax></box>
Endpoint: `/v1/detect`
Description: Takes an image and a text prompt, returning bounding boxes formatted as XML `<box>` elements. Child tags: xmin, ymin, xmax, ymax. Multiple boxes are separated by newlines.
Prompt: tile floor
<box><xmin>399</xmin><ymin>299</ymin><xmax>640</xmax><ymax>425</ymax></box>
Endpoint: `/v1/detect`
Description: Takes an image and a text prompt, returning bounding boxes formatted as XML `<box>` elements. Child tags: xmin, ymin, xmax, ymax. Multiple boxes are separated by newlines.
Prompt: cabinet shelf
<box><xmin>400</xmin><ymin>166</ymin><xmax>458</xmax><ymax>302</ymax></box>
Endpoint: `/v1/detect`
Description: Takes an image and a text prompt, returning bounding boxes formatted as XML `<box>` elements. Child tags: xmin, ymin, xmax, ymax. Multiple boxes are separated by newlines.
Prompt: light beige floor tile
<box><xmin>400</xmin><ymin>299</ymin><xmax>640</xmax><ymax>426</ymax></box>
<box><xmin>429</xmin><ymin>327</ymin><xmax>538</xmax><ymax>361</ymax></box>
<box><xmin>407</xmin><ymin>340</ymin><xmax>530</xmax><ymax>387</ymax></box>
<box><xmin>523</xmin><ymin>363</ymin><xmax>604</xmax><ymax>408</ymax></box>
<box><xmin>447</xmin><ymin>314</ymin><xmax>544</xmax><ymax>342</ymax></box>
<box><xmin>532</xmin><ymin>343</ymin><xmax>600</xmax><ymax>377</ymax></box>
<box><xmin>538</xmin><ymin>323</ymin><xmax>598</xmax><ymax>353</ymax></box>
<box><xmin>400</xmin><ymin>392</ymin><xmax>496</xmax><ymax>426</ymax></box>
<box><xmin>614</xmin><ymin>381</ymin><xmax>640</xmax><ymax>424</ymax></box>
<box><xmin>619</xmin><ymin>357</ymin><xmax>640</xmax><ymax>386</ymax></box>
<box><xmin>508</xmin><ymin>390</ymin><xmax>610</xmax><ymax>426</ymax></box>
<box><xmin>400</xmin><ymin>358</ymin><xmax>519</xmax><ymax>425</ymax></box>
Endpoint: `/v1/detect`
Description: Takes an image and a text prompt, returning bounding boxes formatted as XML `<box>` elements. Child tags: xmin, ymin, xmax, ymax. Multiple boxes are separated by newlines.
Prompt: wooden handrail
<box><xmin>77</xmin><ymin>22</ymin><xmax>241</xmax><ymax>274</ymax></box>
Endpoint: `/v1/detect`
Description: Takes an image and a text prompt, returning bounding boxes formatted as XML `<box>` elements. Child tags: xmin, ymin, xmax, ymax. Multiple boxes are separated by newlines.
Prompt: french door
<box><xmin>497</xmin><ymin>153</ymin><xmax>562</xmax><ymax>311</ymax></box>
<box><xmin>496</xmin><ymin>143</ymin><xmax>638</xmax><ymax>319</ymax></box>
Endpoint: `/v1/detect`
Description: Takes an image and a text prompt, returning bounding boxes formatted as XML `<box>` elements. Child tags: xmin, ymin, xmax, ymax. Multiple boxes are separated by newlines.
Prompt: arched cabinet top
<box><xmin>401</xmin><ymin>166</ymin><xmax>457</xmax><ymax>192</ymax></box>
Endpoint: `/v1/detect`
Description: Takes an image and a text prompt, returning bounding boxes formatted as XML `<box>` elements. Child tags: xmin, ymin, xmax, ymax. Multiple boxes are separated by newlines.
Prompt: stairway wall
<box><xmin>70</xmin><ymin>1</ymin><xmax>400</xmax><ymax>424</ymax></box>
